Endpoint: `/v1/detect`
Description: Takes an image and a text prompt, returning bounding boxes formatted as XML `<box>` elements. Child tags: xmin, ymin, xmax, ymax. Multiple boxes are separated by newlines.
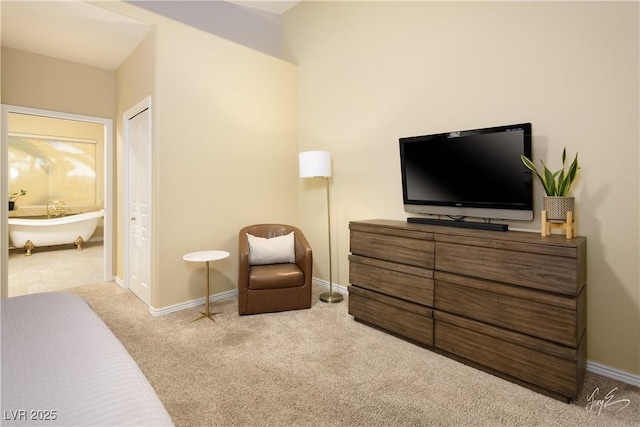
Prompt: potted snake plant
<box><xmin>521</xmin><ymin>148</ymin><xmax>579</xmax><ymax>222</ymax></box>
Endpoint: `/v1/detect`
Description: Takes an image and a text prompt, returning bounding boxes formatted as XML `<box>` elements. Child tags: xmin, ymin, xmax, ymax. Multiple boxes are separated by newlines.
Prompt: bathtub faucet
<box><xmin>47</xmin><ymin>200</ymin><xmax>66</xmax><ymax>218</ymax></box>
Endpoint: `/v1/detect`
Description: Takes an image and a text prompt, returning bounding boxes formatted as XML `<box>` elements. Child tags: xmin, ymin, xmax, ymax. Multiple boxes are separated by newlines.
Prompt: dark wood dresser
<box><xmin>348</xmin><ymin>219</ymin><xmax>587</xmax><ymax>402</ymax></box>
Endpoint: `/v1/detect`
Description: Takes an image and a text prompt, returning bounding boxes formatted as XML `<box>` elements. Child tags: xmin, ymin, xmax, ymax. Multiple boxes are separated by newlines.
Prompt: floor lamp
<box><xmin>299</xmin><ymin>151</ymin><xmax>343</xmax><ymax>303</ymax></box>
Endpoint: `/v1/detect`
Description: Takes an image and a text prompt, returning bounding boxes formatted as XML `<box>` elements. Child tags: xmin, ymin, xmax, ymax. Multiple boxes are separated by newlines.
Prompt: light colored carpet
<box><xmin>68</xmin><ymin>283</ymin><xmax>639</xmax><ymax>427</ymax></box>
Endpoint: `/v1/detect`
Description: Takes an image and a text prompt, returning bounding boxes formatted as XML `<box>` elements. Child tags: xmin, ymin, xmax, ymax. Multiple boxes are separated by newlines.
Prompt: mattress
<box><xmin>1</xmin><ymin>292</ymin><xmax>173</xmax><ymax>426</ymax></box>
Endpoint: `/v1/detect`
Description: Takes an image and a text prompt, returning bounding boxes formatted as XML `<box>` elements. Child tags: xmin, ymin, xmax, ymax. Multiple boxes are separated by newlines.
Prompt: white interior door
<box><xmin>127</xmin><ymin>105</ymin><xmax>152</xmax><ymax>306</ymax></box>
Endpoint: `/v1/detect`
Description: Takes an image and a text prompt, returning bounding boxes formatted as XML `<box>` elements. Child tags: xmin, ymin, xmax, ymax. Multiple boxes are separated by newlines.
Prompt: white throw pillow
<box><xmin>247</xmin><ymin>231</ymin><xmax>295</xmax><ymax>265</ymax></box>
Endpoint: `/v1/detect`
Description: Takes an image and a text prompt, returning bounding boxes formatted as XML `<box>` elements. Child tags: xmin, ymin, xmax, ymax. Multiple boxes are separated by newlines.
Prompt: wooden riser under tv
<box><xmin>348</xmin><ymin>219</ymin><xmax>586</xmax><ymax>403</ymax></box>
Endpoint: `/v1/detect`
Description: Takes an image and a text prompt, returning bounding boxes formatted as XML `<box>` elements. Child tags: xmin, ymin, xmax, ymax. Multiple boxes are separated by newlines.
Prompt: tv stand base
<box><xmin>407</xmin><ymin>217</ymin><xmax>508</xmax><ymax>231</ymax></box>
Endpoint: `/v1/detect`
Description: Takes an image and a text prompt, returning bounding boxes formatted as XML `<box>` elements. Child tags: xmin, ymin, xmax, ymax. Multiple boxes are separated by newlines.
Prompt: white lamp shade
<box><xmin>299</xmin><ymin>151</ymin><xmax>332</xmax><ymax>178</ymax></box>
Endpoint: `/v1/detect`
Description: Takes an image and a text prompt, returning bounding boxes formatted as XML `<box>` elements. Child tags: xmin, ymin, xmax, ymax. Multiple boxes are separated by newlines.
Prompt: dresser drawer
<box><xmin>435</xmin><ymin>241</ymin><xmax>583</xmax><ymax>295</ymax></box>
<box><xmin>348</xmin><ymin>220</ymin><xmax>587</xmax><ymax>402</ymax></box>
<box><xmin>349</xmin><ymin>286</ymin><xmax>433</xmax><ymax>346</ymax></box>
<box><xmin>435</xmin><ymin>272</ymin><xmax>585</xmax><ymax>347</ymax></box>
<box><xmin>351</xmin><ymin>230</ymin><xmax>434</xmax><ymax>269</ymax></box>
<box><xmin>434</xmin><ymin>312</ymin><xmax>585</xmax><ymax>400</ymax></box>
<box><xmin>350</xmin><ymin>255</ymin><xmax>433</xmax><ymax>306</ymax></box>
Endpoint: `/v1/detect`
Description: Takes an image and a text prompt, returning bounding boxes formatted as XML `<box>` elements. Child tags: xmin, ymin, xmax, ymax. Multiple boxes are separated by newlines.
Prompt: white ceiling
<box><xmin>0</xmin><ymin>0</ymin><xmax>301</xmax><ymax>71</ymax></box>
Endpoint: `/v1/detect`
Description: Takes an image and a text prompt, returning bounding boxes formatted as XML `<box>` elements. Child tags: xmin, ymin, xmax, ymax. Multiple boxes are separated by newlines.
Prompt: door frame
<box><xmin>1</xmin><ymin>104</ymin><xmax>114</xmax><ymax>298</ymax></box>
<box><xmin>122</xmin><ymin>96</ymin><xmax>152</xmax><ymax>305</ymax></box>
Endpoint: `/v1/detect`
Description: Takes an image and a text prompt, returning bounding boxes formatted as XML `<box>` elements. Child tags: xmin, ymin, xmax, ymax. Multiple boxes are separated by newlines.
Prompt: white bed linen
<box><xmin>1</xmin><ymin>292</ymin><xmax>173</xmax><ymax>426</ymax></box>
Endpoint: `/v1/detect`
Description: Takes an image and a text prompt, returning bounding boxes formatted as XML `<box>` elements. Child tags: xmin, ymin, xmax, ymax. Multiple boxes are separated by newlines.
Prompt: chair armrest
<box><xmin>238</xmin><ymin>232</ymin><xmax>250</xmax><ymax>291</ymax></box>
<box><xmin>294</xmin><ymin>230</ymin><xmax>313</xmax><ymax>283</ymax></box>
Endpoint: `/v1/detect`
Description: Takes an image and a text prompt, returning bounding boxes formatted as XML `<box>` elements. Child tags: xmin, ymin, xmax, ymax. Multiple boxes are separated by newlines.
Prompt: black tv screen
<box><xmin>399</xmin><ymin>123</ymin><xmax>533</xmax><ymax>221</ymax></box>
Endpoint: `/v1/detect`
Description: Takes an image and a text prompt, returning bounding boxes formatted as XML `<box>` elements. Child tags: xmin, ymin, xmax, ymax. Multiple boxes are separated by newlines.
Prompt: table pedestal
<box><xmin>192</xmin><ymin>260</ymin><xmax>222</xmax><ymax>322</ymax></box>
<box><xmin>183</xmin><ymin>250</ymin><xmax>230</xmax><ymax>322</ymax></box>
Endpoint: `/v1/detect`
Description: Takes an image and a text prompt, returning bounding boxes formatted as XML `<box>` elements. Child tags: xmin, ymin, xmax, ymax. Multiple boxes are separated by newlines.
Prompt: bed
<box><xmin>1</xmin><ymin>292</ymin><xmax>173</xmax><ymax>426</ymax></box>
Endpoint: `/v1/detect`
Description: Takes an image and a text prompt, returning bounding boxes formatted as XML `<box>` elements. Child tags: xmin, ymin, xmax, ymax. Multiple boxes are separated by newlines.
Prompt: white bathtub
<box><xmin>8</xmin><ymin>210</ymin><xmax>104</xmax><ymax>255</ymax></box>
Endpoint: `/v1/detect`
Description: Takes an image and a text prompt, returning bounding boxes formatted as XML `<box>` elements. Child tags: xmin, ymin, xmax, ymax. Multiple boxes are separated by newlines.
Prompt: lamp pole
<box><xmin>319</xmin><ymin>175</ymin><xmax>343</xmax><ymax>303</ymax></box>
<box><xmin>299</xmin><ymin>150</ymin><xmax>343</xmax><ymax>304</ymax></box>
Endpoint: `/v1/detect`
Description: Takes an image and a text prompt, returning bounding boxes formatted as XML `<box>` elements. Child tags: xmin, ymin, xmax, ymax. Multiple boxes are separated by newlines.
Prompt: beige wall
<box><xmin>153</xmin><ymin>22</ymin><xmax>298</xmax><ymax>309</ymax></box>
<box><xmin>282</xmin><ymin>1</ymin><xmax>639</xmax><ymax>375</ymax></box>
<box><xmin>105</xmin><ymin>2</ymin><xmax>299</xmax><ymax>309</ymax></box>
<box><xmin>1</xmin><ymin>47</ymin><xmax>115</xmax><ymax>119</ymax></box>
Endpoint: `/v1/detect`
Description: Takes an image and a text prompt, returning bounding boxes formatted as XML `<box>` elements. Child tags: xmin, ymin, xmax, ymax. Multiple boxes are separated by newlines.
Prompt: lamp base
<box><xmin>320</xmin><ymin>291</ymin><xmax>343</xmax><ymax>303</ymax></box>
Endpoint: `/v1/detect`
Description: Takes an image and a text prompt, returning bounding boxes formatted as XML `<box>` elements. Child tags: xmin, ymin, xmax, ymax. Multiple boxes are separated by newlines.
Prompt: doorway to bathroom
<box><xmin>2</xmin><ymin>105</ymin><xmax>113</xmax><ymax>298</ymax></box>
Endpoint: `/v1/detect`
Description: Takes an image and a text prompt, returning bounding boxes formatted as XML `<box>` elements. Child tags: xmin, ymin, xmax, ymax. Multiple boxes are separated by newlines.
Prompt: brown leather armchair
<box><xmin>238</xmin><ymin>224</ymin><xmax>313</xmax><ymax>315</ymax></box>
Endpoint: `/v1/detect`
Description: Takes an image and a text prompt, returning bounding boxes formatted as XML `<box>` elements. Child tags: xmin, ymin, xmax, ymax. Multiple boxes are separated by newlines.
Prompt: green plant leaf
<box><xmin>558</xmin><ymin>152</ymin><xmax>578</xmax><ymax>196</ymax></box>
<box><xmin>521</xmin><ymin>155</ymin><xmax>550</xmax><ymax>195</ymax></box>
<box><xmin>541</xmin><ymin>160</ymin><xmax>558</xmax><ymax>196</ymax></box>
<box><xmin>521</xmin><ymin>150</ymin><xmax>579</xmax><ymax>197</ymax></box>
<box><xmin>520</xmin><ymin>155</ymin><xmax>537</xmax><ymax>173</ymax></box>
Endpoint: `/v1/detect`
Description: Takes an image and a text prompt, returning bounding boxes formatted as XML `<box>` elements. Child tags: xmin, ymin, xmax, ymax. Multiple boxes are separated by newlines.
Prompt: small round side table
<box><xmin>183</xmin><ymin>250</ymin><xmax>230</xmax><ymax>322</ymax></box>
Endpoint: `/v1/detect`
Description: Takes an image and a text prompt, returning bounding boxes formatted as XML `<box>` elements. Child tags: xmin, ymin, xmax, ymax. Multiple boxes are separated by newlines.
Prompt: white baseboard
<box><xmin>312</xmin><ymin>277</ymin><xmax>348</xmax><ymax>294</ymax></box>
<box><xmin>114</xmin><ymin>274</ymin><xmax>236</xmax><ymax>316</ymax></box>
<box><xmin>149</xmin><ymin>289</ymin><xmax>238</xmax><ymax>317</ymax></box>
<box><xmin>147</xmin><ymin>277</ymin><xmax>343</xmax><ymax>317</ymax></box>
<box><xmin>587</xmin><ymin>361</ymin><xmax>640</xmax><ymax>387</ymax></box>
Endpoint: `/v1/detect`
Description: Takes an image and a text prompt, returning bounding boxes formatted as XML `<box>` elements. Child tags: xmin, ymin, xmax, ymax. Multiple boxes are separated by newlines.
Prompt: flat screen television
<box><xmin>399</xmin><ymin>123</ymin><xmax>533</xmax><ymax>229</ymax></box>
